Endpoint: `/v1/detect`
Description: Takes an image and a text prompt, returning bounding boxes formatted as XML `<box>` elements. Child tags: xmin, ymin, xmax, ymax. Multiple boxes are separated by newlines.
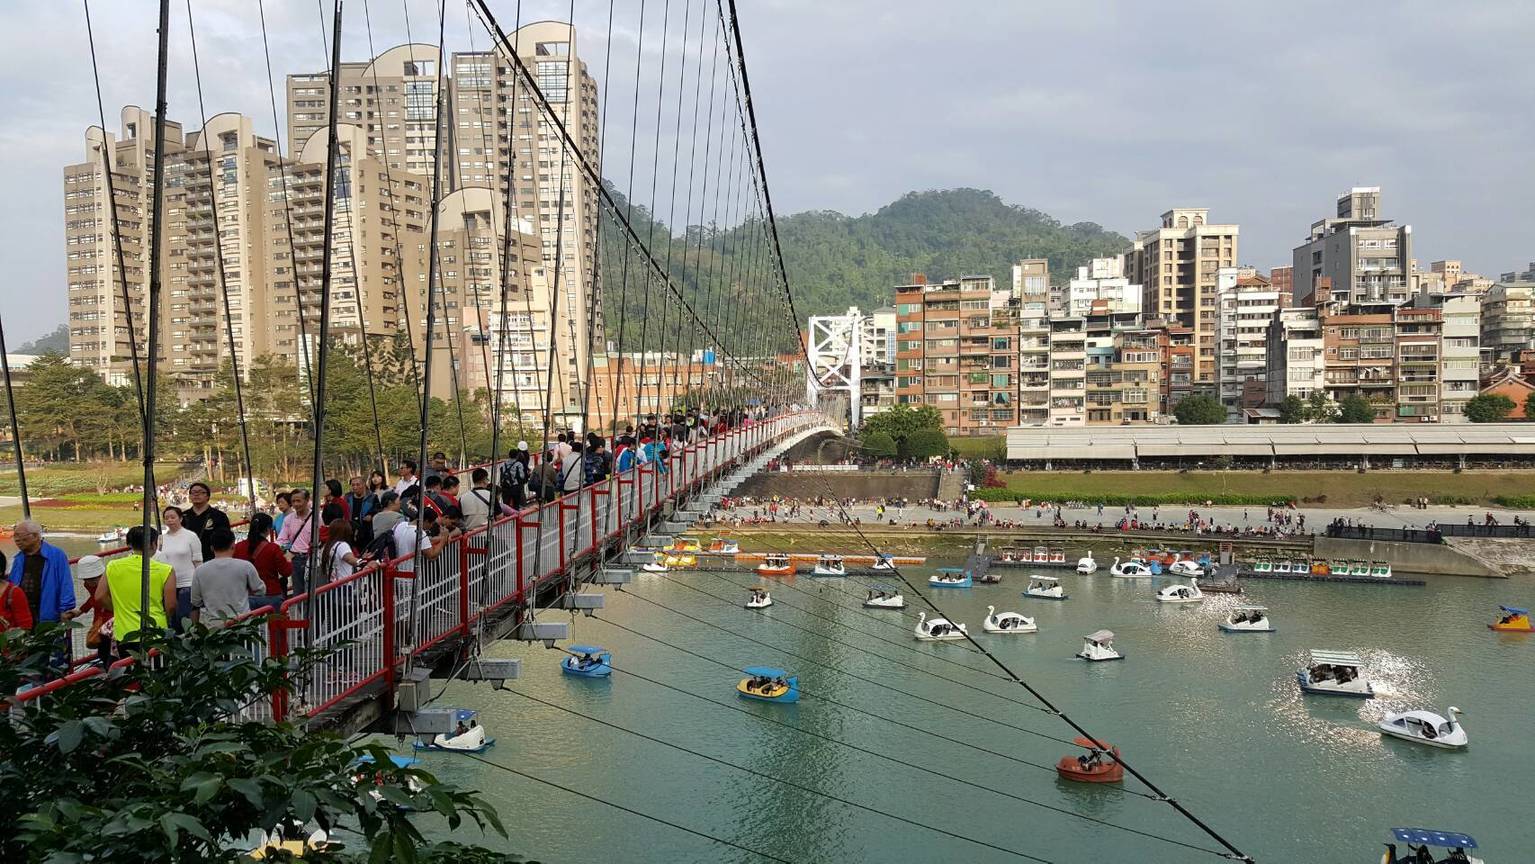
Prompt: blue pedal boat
<box><xmin>562</xmin><ymin>645</ymin><xmax>613</xmax><ymax>678</ymax></box>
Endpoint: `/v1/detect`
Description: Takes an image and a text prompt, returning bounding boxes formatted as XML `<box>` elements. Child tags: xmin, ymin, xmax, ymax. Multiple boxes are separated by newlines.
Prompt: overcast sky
<box><xmin>5</xmin><ymin>0</ymin><xmax>1534</xmax><ymax>342</ymax></box>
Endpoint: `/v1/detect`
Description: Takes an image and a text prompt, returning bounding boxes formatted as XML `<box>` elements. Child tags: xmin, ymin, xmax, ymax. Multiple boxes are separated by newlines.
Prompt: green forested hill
<box><xmin>777</xmin><ymin>188</ymin><xmax>1132</xmax><ymax>315</ymax></box>
<box><xmin>598</xmin><ymin>186</ymin><xmax>1130</xmax><ymax>353</ymax></box>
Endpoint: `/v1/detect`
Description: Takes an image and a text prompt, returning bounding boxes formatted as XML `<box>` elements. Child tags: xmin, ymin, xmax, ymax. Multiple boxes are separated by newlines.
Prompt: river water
<box><xmin>8</xmin><ymin>534</ymin><xmax>1526</xmax><ymax>862</ymax></box>
<box><xmin>387</xmin><ymin>555</ymin><xmax>1532</xmax><ymax>864</ymax></box>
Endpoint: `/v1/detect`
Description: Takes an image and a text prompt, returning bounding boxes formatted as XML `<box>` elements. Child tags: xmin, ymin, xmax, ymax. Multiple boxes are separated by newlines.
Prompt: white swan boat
<box><xmin>914</xmin><ymin>611</ymin><xmax>967</xmax><ymax>641</ymax></box>
<box><xmin>1077</xmin><ymin>629</ymin><xmax>1122</xmax><ymax>661</ymax></box>
<box><xmin>1297</xmin><ymin>649</ymin><xmax>1374</xmax><ymax>698</ymax></box>
<box><xmin>1154</xmin><ymin>578</ymin><xmax>1204</xmax><ymax>604</ymax></box>
<box><xmin>1218</xmin><ymin>606</ymin><xmax>1274</xmax><ymax>633</ymax></box>
<box><xmin>1109</xmin><ymin>556</ymin><xmax>1154</xmax><ymax>578</ymax></box>
<box><xmin>1168</xmin><ymin>558</ymin><xmax>1205</xmax><ymax>578</ymax></box>
<box><xmin>1378</xmin><ymin>707</ymin><xmax>1467</xmax><ymax>749</ymax></box>
<box><xmin>863</xmin><ymin>586</ymin><xmax>905</xmax><ymax>609</ymax></box>
<box><xmin>1075</xmin><ymin>553</ymin><xmax>1098</xmax><ymax>574</ymax></box>
<box><xmin>1022</xmin><ymin>575</ymin><xmax>1067</xmax><ymax>600</ymax></box>
<box><xmin>811</xmin><ymin>554</ymin><xmax>846</xmax><ymax>577</ymax></box>
<box><xmin>745</xmin><ymin>589</ymin><xmax>773</xmax><ymax>609</ymax></box>
<box><xmin>983</xmin><ymin>605</ymin><xmax>1037</xmax><ymax>634</ymax></box>
<box><xmin>872</xmin><ymin>554</ymin><xmax>897</xmax><ymax>571</ymax></box>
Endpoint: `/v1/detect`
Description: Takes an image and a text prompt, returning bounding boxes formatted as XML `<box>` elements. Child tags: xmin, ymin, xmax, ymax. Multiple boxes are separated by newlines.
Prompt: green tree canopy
<box><xmin>1304</xmin><ymin>391</ymin><xmax>1338</xmax><ymax>422</ymax></box>
<box><xmin>860</xmin><ymin>404</ymin><xmax>942</xmax><ymax>448</ymax></box>
<box><xmin>1</xmin><ymin>621</ymin><xmax>525</xmax><ymax>863</ymax></box>
<box><xmin>860</xmin><ymin>430</ymin><xmax>898</xmax><ymax>458</ymax></box>
<box><xmin>1464</xmin><ymin>393</ymin><xmax>1515</xmax><ymax>423</ymax></box>
<box><xmin>1277</xmin><ymin>395</ymin><xmax>1307</xmax><ymax>424</ymax></box>
<box><xmin>1172</xmin><ymin>393</ymin><xmax>1226</xmax><ymax>425</ymax></box>
<box><xmin>1336</xmin><ymin>395</ymin><xmax>1376</xmax><ymax>424</ymax></box>
<box><xmin>901</xmin><ymin>427</ymin><xmax>950</xmax><ymax>459</ymax></box>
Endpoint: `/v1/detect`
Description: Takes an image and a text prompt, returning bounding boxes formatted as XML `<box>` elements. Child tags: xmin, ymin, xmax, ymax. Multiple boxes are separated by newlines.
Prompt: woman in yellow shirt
<box><xmin>95</xmin><ymin>525</ymin><xmax>177</xmax><ymax>657</ymax></box>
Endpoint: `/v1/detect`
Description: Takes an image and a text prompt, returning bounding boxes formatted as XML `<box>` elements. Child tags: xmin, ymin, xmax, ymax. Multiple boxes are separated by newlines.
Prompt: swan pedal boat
<box><xmin>1168</xmin><ymin>558</ymin><xmax>1206</xmax><ymax>578</ymax></box>
<box><xmin>983</xmin><ymin>605</ymin><xmax>1036</xmax><ymax>634</ymax></box>
<box><xmin>561</xmin><ymin>645</ymin><xmax>613</xmax><ymax>678</ymax></box>
<box><xmin>1154</xmin><ymin>578</ymin><xmax>1204</xmax><ymax>604</ymax></box>
<box><xmin>1023</xmin><ymin>575</ymin><xmax>1067</xmax><ymax>600</ymax></box>
<box><xmin>863</xmin><ymin>586</ymin><xmax>905</xmax><ymax>609</ymax></box>
<box><xmin>1056</xmin><ymin>737</ymin><xmax>1124</xmax><ymax>784</ymax></box>
<box><xmin>737</xmin><ymin>666</ymin><xmax>799</xmax><ymax>703</ymax></box>
<box><xmin>1074</xmin><ymin>554</ymin><xmax>1098</xmax><ymax>574</ymax></box>
<box><xmin>914</xmin><ymin>611</ymin><xmax>968</xmax><ymax>641</ymax></box>
<box><xmin>1218</xmin><ymin>606</ymin><xmax>1274</xmax><ymax>633</ymax></box>
<box><xmin>249</xmin><ymin>829</ymin><xmax>332</xmax><ymax>859</ymax></box>
<box><xmin>1108</xmin><ymin>557</ymin><xmax>1154</xmax><ymax>578</ymax></box>
<box><xmin>1297</xmin><ymin>649</ymin><xmax>1374</xmax><ymax>698</ymax></box>
<box><xmin>1380</xmin><ymin>828</ymin><xmax>1482</xmax><ymax>864</ymax></box>
<box><xmin>1378</xmin><ymin>707</ymin><xmax>1467</xmax><ymax>750</ymax></box>
<box><xmin>745</xmin><ymin>590</ymin><xmax>773</xmax><ymax>609</ymax></box>
<box><xmin>871</xmin><ymin>555</ymin><xmax>897</xmax><ymax>571</ymax></box>
<box><xmin>929</xmin><ymin>567</ymin><xmax>972</xmax><ymax>588</ymax></box>
<box><xmin>1490</xmin><ymin>605</ymin><xmax>1533</xmax><ymax>632</ymax></box>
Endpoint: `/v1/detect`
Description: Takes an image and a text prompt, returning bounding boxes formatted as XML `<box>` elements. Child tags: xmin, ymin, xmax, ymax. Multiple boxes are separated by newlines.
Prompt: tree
<box><xmin>860</xmin><ymin>430</ymin><xmax>898</xmax><ymax>458</ymax></box>
<box><xmin>1303</xmin><ymin>390</ymin><xmax>1338</xmax><ymax>423</ymax></box>
<box><xmin>861</xmin><ymin>403</ymin><xmax>942</xmax><ymax>451</ymax></box>
<box><xmin>1172</xmin><ymin>393</ymin><xmax>1226</xmax><ymax>425</ymax></box>
<box><xmin>1464</xmin><ymin>393</ymin><xmax>1515</xmax><ymax>423</ymax></box>
<box><xmin>1336</xmin><ymin>395</ymin><xmax>1376</xmax><ymax>424</ymax></box>
<box><xmin>1</xmin><ymin>620</ymin><xmax>527</xmax><ymax>864</ymax></box>
<box><xmin>901</xmin><ymin>427</ymin><xmax>950</xmax><ymax>459</ymax></box>
<box><xmin>1277</xmin><ymin>395</ymin><xmax>1307</xmax><ymax>424</ymax></box>
<box><xmin>1525</xmin><ymin>395</ymin><xmax>1535</xmax><ymax>422</ymax></box>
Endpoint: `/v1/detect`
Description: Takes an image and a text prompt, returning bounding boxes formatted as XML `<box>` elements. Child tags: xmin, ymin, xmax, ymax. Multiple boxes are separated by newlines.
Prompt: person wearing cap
<box><xmin>71</xmin><ymin>555</ymin><xmax>113</xmax><ymax>666</ymax></box>
<box><xmin>9</xmin><ymin>519</ymin><xmax>76</xmax><ymax>629</ymax></box>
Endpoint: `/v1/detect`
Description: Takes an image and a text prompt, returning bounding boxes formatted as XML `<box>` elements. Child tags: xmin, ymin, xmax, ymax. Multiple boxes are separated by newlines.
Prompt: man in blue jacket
<box><xmin>9</xmin><ymin>519</ymin><xmax>77</xmax><ymax>629</ymax></box>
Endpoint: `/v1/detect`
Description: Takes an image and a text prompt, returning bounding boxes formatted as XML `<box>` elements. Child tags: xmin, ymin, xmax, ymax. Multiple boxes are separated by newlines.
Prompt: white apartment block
<box><xmin>1216</xmin><ymin>267</ymin><xmax>1279</xmax><ymax>418</ymax></box>
<box><xmin>1438</xmin><ymin>294</ymin><xmax>1480</xmax><ymax>420</ymax></box>
<box><xmin>1047</xmin><ymin>317</ymin><xmax>1087</xmax><ymax>426</ymax></box>
<box><xmin>1065</xmin><ymin>257</ymin><xmax>1142</xmax><ymax>318</ymax></box>
<box><xmin>1265</xmin><ymin>307</ymin><xmax>1324</xmax><ymax>404</ymax></box>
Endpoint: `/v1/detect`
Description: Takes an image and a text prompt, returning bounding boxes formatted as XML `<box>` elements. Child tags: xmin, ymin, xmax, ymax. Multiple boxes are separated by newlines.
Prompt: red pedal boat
<box><xmin>1056</xmin><ymin>737</ymin><xmax>1124</xmax><ymax>784</ymax></box>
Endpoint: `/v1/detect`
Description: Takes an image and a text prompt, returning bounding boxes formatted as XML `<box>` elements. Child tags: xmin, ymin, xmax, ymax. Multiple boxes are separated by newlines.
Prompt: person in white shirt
<box><xmin>391</xmin><ymin>512</ymin><xmax>438</xmax><ymax>573</ymax></box>
<box><xmin>393</xmin><ymin>459</ymin><xmax>420</xmax><ymax>497</ymax></box>
<box><xmin>318</xmin><ymin>519</ymin><xmax>360</xmax><ymax>586</ymax></box>
<box><xmin>155</xmin><ymin>505</ymin><xmax>204</xmax><ymax>632</ymax></box>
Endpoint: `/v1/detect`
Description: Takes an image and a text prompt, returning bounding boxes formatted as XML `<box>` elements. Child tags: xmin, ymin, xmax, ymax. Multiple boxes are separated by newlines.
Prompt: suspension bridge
<box><xmin>3</xmin><ymin>1</ymin><xmax>1258</xmax><ymax>861</ymax></box>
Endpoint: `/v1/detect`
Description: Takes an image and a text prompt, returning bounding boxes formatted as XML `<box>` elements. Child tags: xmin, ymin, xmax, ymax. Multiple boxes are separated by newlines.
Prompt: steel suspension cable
<box><xmin>677</xmin><ymin>4</ymin><xmax>722</xmax><ymax>412</ymax></box>
<box><xmin>435</xmin><ymin>82</ymin><xmax>471</xmax><ymax>467</ymax></box>
<box><xmin>807</xmin><ymin>476</ymin><xmax>1256</xmax><ymax>862</ymax></box>
<box><xmin>498</xmin><ymin>686</ymin><xmax>1057</xmax><ymax>863</ymax></box>
<box><xmin>587</xmin><ymin>615</ymin><xmax>1236</xmax><ymax>856</ymax></box>
<box><xmin>256</xmin><ymin>0</ymin><xmax>318</xmax><ymax>411</ymax></box>
<box><xmin>136</xmin><ymin>0</ymin><xmax>172</xmax><ymax>633</ymax></box>
<box><xmin>635</xmin><ymin>0</ymin><xmax>671</xmax><ymax>424</ymax></box>
<box><xmin>468</xmin><ymin>0</ymin><xmax>775</xmax><ymax>391</ymax></box>
<box><xmin>0</xmin><ymin>313</ymin><xmax>29</xmax><ymax>519</ymax></box>
<box><xmin>601</xmin><ymin>0</ymin><xmax>647</xmax><ymax>450</ymax></box>
<box><xmin>454</xmin><ymin>751</ymin><xmax>795</xmax><ymax>863</ymax></box>
<box><xmin>575</xmin><ymin>0</ymin><xmax>618</xmax><ymax>439</ymax></box>
<box><xmin>81</xmin><ymin>0</ymin><xmax>149</xmax><ymax>435</ymax></box>
<box><xmin>184</xmin><ymin>0</ymin><xmax>257</xmax><ymax>520</ymax></box>
<box><xmin>655</xmin><ymin>0</ymin><xmax>695</xmax><ymax>414</ymax></box>
<box><xmin>302</xmin><ymin>0</ymin><xmax>348</xmax><ymax>679</ymax></box>
<box><xmin>404</xmin><ymin>0</ymin><xmax>451</xmax><ymax>673</ymax></box>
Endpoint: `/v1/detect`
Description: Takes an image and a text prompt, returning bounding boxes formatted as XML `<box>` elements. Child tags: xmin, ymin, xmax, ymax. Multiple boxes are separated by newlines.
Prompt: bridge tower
<box><xmin>806</xmin><ymin>308</ymin><xmax>864</xmax><ymax>428</ymax></box>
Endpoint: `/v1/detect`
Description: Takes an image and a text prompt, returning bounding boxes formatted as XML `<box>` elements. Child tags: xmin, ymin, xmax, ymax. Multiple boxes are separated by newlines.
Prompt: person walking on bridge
<box><xmin>8</xmin><ymin>519</ymin><xmax>75</xmax><ymax>631</ymax></box>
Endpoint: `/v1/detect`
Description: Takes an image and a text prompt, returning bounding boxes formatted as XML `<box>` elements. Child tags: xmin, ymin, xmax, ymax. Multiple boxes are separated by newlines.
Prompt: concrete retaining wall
<box><xmin>1313</xmin><ymin>535</ymin><xmax>1497</xmax><ymax>578</ymax></box>
<box><xmin>732</xmin><ymin>470</ymin><xmax>941</xmax><ymax>500</ymax></box>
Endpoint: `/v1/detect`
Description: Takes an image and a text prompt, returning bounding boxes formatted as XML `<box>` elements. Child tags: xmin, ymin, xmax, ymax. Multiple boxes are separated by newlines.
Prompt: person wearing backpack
<box><xmin>534</xmin><ymin>448</ymin><xmax>560</xmax><ymax>503</ymax></box>
<box><xmin>560</xmin><ymin>440</ymin><xmax>585</xmax><ymax>496</ymax></box>
<box><xmin>499</xmin><ymin>442</ymin><xmax>530</xmax><ymax>509</ymax></box>
<box><xmin>584</xmin><ymin>436</ymin><xmax>610</xmax><ymax>485</ymax></box>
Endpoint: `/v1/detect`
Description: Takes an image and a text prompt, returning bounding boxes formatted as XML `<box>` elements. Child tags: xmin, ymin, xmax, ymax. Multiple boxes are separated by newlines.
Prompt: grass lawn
<box><xmin>950</xmin><ymin>435</ymin><xmax>1005</xmax><ymax>460</ymax></box>
<box><xmin>0</xmin><ymin>503</ymin><xmax>137</xmax><ymax>533</ymax></box>
<box><xmin>993</xmin><ymin>470</ymin><xmax>1535</xmax><ymax>508</ymax></box>
<box><xmin>0</xmin><ymin>462</ymin><xmax>186</xmax><ymax>497</ymax></box>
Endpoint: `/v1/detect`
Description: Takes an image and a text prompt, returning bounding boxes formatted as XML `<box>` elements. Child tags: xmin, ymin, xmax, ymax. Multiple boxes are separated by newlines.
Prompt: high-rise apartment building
<box><xmin>287</xmin><ymin>44</ymin><xmax>442</xmax><ymax>178</ymax></box>
<box><xmin>1480</xmin><ymin>279</ymin><xmax>1535</xmax><ymax>360</ymax></box>
<box><xmin>1123</xmin><ymin>208</ymin><xmax>1238</xmax><ymax>389</ymax></box>
<box><xmin>893</xmin><ymin>276</ymin><xmax>1019</xmax><ymax>435</ymax></box>
<box><xmin>1215</xmin><ymin>268</ymin><xmax>1279</xmax><ymax>419</ymax></box>
<box><xmin>1011</xmin><ymin>258</ymin><xmax>1050</xmax><ymax>314</ymax></box>
<box><xmin>1393</xmin><ymin>304</ymin><xmax>1442</xmax><ymax>422</ymax></box>
<box><xmin>1292</xmin><ymin>187</ymin><xmax>1413</xmax><ymax>307</ymax></box>
<box><xmin>66</xmin><ymin>107</ymin><xmax>180</xmax><ymax>386</ymax></box>
<box><xmin>1433</xmin><ymin>294</ymin><xmax>1480</xmax><ymax>419</ymax></box>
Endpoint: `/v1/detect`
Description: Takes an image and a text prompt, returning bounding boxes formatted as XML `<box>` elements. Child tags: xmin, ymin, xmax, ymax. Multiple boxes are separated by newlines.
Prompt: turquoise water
<box><xmin>391</xmin><ymin>557</ymin><xmax>1533</xmax><ymax>863</ymax></box>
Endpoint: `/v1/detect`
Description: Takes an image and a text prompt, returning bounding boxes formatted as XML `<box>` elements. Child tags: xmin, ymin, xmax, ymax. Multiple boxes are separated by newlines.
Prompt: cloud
<box><xmin>4</xmin><ymin>0</ymin><xmax>1534</xmax><ymax>342</ymax></box>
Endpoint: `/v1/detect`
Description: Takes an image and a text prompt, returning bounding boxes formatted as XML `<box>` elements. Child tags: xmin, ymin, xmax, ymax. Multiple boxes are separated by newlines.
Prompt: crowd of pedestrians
<box><xmin>3</xmin><ymin>405</ymin><xmax>775</xmax><ymax>670</ymax></box>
